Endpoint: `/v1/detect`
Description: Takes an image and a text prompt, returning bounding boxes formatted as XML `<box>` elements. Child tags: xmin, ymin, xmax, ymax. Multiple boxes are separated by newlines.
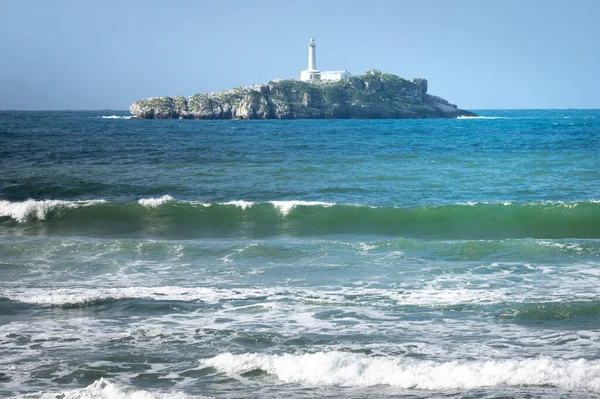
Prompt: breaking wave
<box><xmin>35</xmin><ymin>378</ymin><xmax>209</xmax><ymax>399</ymax></box>
<box><xmin>5</xmin><ymin>286</ymin><xmax>600</xmax><ymax>310</ymax></box>
<box><xmin>101</xmin><ymin>115</ymin><xmax>133</xmax><ymax>120</ymax></box>
<box><xmin>2</xmin><ymin>198</ymin><xmax>600</xmax><ymax>239</ymax></box>
<box><xmin>4</xmin><ymin>286</ymin><xmax>243</xmax><ymax>306</ymax></box>
<box><xmin>204</xmin><ymin>351</ymin><xmax>600</xmax><ymax>392</ymax></box>
<box><xmin>138</xmin><ymin>195</ymin><xmax>175</xmax><ymax>208</ymax></box>
<box><xmin>0</xmin><ymin>199</ymin><xmax>105</xmax><ymax>223</ymax></box>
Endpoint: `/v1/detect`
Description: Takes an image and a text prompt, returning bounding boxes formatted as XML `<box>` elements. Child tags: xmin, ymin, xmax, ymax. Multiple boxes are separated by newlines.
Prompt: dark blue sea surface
<box><xmin>1</xmin><ymin>110</ymin><xmax>600</xmax><ymax>398</ymax></box>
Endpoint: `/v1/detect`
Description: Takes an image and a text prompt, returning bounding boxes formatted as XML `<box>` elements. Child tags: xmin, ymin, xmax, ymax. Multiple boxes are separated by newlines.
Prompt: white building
<box><xmin>320</xmin><ymin>70</ymin><xmax>352</xmax><ymax>80</ymax></box>
<box><xmin>300</xmin><ymin>38</ymin><xmax>351</xmax><ymax>82</ymax></box>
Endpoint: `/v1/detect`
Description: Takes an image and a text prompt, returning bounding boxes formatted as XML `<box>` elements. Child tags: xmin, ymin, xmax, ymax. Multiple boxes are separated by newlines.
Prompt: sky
<box><xmin>1</xmin><ymin>0</ymin><xmax>599</xmax><ymax>110</ymax></box>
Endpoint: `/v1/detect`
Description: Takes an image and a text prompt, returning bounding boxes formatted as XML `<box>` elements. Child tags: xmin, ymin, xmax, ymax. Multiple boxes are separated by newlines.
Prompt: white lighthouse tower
<box><xmin>300</xmin><ymin>38</ymin><xmax>351</xmax><ymax>82</ymax></box>
<box><xmin>308</xmin><ymin>38</ymin><xmax>317</xmax><ymax>71</ymax></box>
<box><xmin>300</xmin><ymin>38</ymin><xmax>321</xmax><ymax>81</ymax></box>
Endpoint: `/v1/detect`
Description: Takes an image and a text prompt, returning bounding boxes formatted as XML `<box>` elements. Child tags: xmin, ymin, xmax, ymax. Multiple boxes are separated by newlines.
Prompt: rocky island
<box><xmin>130</xmin><ymin>70</ymin><xmax>476</xmax><ymax>120</ymax></box>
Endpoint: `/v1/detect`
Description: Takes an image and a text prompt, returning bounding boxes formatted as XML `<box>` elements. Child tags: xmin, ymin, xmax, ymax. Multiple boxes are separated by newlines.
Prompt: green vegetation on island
<box><xmin>130</xmin><ymin>70</ymin><xmax>476</xmax><ymax>119</ymax></box>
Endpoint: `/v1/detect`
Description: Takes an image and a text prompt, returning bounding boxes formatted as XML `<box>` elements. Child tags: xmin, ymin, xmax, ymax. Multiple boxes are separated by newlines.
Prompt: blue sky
<box><xmin>1</xmin><ymin>0</ymin><xmax>599</xmax><ymax>110</ymax></box>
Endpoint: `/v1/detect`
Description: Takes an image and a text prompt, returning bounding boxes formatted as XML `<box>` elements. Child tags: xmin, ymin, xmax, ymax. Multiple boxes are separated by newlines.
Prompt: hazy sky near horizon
<box><xmin>1</xmin><ymin>0</ymin><xmax>599</xmax><ymax>110</ymax></box>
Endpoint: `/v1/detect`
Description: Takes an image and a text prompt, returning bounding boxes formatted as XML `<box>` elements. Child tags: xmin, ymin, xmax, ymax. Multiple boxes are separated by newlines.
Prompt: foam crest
<box><xmin>0</xmin><ymin>199</ymin><xmax>105</xmax><ymax>222</ymax></box>
<box><xmin>37</xmin><ymin>378</ymin><xmax>208</xmax><ymax>399</ymax></box>
<box><xmin>2</xmin><ymin>286</ymin><xmax>498</xmax><ymax>307</ymax></box>
<box><xmin>5</xmin><ymin>286</ymin><xmax>328</xmax><ymax>306</ymax></box>
<box><xmin>205</xmin><ymin>352</ymin><xmax>600</xmax><ymax>392</ymax></box>
<box><xmin>385</xmin><ymin>288</ymin><xmax>512</xmax><ymax>306</ymax></box>
<box><xmin>270</xmin><ymin>200</ymin><xmax>335</xmax><ymax>216</ymax></box>
<box><xmin>6</xmin><ymin>286</ymin><xmax>229</xmax><ymax>306</ymax></box>
<box><xmin>538</xmin><ymin>241</ymin><xmax>585</xmax><ymax>252</ymax></box>
<box><xmin>101</xmin><ymin>115</ymin><xmax>133</xmax><ymax>119</ymax></box>
<box><xmin>138</xmin><ymin>195</ymin><xmax>174</xmax><ymax>208</ymax></box>
<box><xmin>222</xmin><ymin>200</ymin><xmax>254</xmax><ymax>210</ymax></box>
<box><xmin>6</xmin><ymin>284</ymin><xmax>599</xmax><ymax>307</ymax></box>
<box><xmin>458</xmin><ymin>201</ymin><xmax>513</xmax><ymax>206</ymax></box>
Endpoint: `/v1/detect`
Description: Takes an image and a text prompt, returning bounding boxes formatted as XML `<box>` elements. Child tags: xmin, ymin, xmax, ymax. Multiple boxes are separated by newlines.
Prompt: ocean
<box><xmin>1</xmin><ymin>109</ymin><xmax>600</xmax><ymax>398</ymax></box>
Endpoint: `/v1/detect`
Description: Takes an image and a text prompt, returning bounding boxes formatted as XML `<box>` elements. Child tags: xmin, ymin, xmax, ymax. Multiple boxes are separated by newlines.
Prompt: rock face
<box><xmin>130</xmin><ymin>70</ymin><xmax>476</xmax><ymax>119</ymax></box>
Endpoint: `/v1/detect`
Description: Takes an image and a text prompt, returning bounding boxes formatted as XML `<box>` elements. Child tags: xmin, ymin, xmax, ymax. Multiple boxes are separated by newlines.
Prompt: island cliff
<box><xmin>130</xmin><ymin>70</ymin><xmax>476</xmax><ymax>119</ymax></box>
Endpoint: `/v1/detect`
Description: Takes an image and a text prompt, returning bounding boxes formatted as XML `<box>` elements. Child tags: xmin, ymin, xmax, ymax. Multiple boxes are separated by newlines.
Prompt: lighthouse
<box><xmin>300</xmin><ymin>38</ymin><xmax>320</xmax><ymax>81</ymax></box>
<box><xmin>300</xmin><ymin>38</ymin><xmax>351</xmax><ymax>82</ymax></box>
<box><xmin>308</xmin><ymin>38</ymin><xmax>317</xmax><ymax>71</ymax></box>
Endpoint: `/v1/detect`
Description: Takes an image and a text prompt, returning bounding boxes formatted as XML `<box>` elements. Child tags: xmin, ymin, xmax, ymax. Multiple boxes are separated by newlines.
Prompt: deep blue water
<box><xmin>1</xmin><ymin>110</ymin><xmax>600</xmax><ymax>399</ymax></box>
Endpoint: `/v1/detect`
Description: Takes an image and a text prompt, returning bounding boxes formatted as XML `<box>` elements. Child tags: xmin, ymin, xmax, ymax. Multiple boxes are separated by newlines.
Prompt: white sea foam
<box><xmin>6</xmin><ymin>286</ymin><xmax>227</xmax><ymax>306</ymax></box>
<box><xmin>204</xmin><ymin>351</ymin><xmax>600</xmax><ymax>392</ymax></box>
<box><xmin>350</xmin><ymin>241</ymin><xmax>378</xmax><ymax>253</ymax></box>
<box><xmin>219</xmin><ymin>244</ymin><xmax>257</xmax><ymax>263</ymax></box>
<box><xmin>190</xmin><ymin>201</ymin><xmax>212</xmax><ymax>207</ymax></box>
<box><xmin>383</xmin><ymin>287</ymin><xmax>513</xmax><ymax>306</ymax></box>
<box><xmin>5</xmin><ymin>286</ymin><xmax>326</xmax><ymax>306</ymax></box>
<box><xmin>35</xmin><ymin>378</ymin><xmax>209</xmax><ymax>399</ymax></box>
<box><xmin>138</xmin><ymin>195</ymin><xmax>174</xmax><ymax>208</ymax></box>
<box><xmin>222</xmin><ymin>200</ymin><xmax>255</xmax><ymax>210</ymax></box>
<box><xmin>538</xmin><ymin>241</ymin><xmax>585</xmax><ymax>252</ymax></box>
<box><xmin>270</xmin><ymin>200</ymin><xmax>335</xmax><ymax>216</ymax></box>
<box><xmin>101</xmin><ymin>115</ymin><xmax>133</xmax><ymax>120</ymax></box>
<box><xmin>0</xmin><ymin>199</ymin><xmax>106</xmax><ymax>222</ymax></box>
<box><xmin>8</xmin><ymin>283</ymin><xmax>599</xmax><ymax>308</ymax></box>
<box><xmin>525</xmin><ymin>200</ymin><xmax>580</xmax><ymax>209</ymax></box>
<box><xmin>458</xmin><ymin>201</ymin><xmax>513</xmax><ymax>206</ymax></box>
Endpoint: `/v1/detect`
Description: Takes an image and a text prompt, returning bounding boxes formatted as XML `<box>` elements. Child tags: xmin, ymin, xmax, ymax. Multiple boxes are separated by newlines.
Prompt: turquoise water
<box><xmin>1</xmin><ymin>110</ymin><xmax>600</xmax><ymax>398</ymax></box>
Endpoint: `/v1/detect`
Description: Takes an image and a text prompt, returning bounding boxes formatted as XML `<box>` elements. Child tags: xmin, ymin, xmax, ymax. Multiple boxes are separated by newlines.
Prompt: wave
<box><xmin>0</xmin><ymin>199</ymin><xmax>105</xmax><ymax>223</ymax></box>
<box><xmin>270</xmin><ymin>200</ymin><xmax>335</xmax><ymax>216</ymax></box>
<box><xmin>2</xmin><ymin>198</ymin><xmax>600</xmax><ymax>239</ymax></box>
<box><xmin>204</xmin><ymin>351</ymin><xmax>600</xmax><ymax>392</ymax></box>
<box><xmin>33</xmin><ymin>378</ymin><xmax>209</xmax><ymax>399</ymax></box>
<box><xmin>101</xmin><ymin>115</ymin><xmax>133</xmax><ymax>119</ymax></box>
<box><xmin>220</xmin><ymin>200</ymin><xmax>334</xmax><ymax>215</ymax></box>
<box><xmin>5</xmin><ymin>285</ymin><xmax>599</xmax><ymax>309</ymax></box>
<box><xmin>138</xmin><ymin>195</ymin><xmax>175</xmax><ymax>208</ymax></box>
<box><xmin>501</xmin><ymin>300</ymin><xmax>600</xmax><ymax>320</ymax></box>
<box><xmin>3</xmin><ymin>286</ymin><xmax>243</xmax><ymax>307</ymax></box>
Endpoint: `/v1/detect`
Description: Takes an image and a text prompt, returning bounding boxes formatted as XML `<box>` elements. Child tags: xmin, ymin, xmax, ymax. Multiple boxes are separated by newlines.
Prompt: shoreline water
<box><xmin>1</xmin><ymin>109</ymin><xmax>599</xmax><ymax>398</ymax></box>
